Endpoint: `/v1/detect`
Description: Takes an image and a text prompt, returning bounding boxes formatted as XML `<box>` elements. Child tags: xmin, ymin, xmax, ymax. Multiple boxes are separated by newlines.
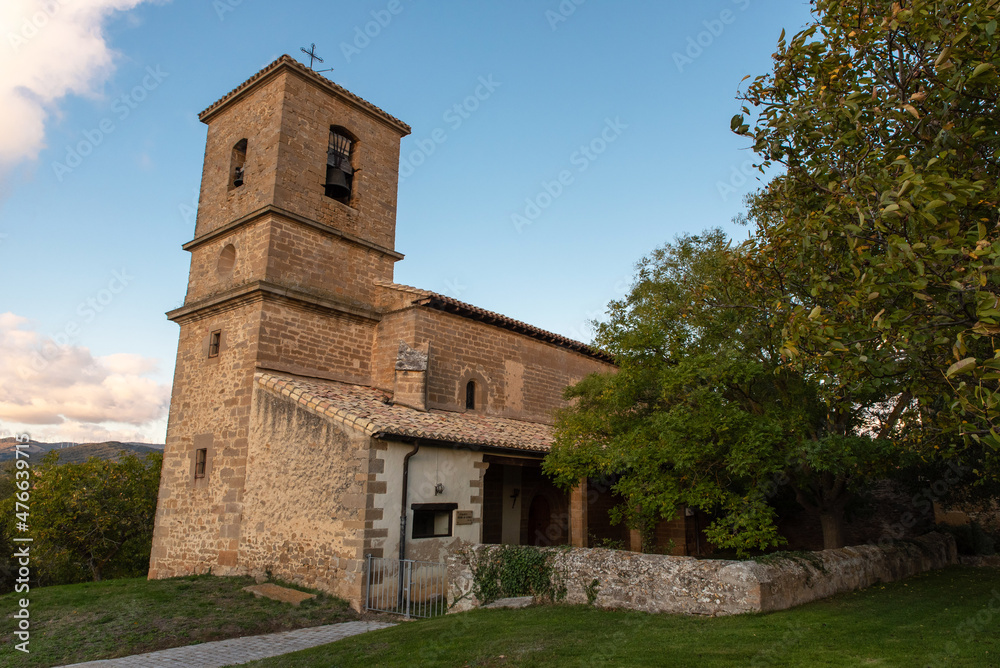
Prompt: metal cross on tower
<box><xmin>300</xmin><ymin>43</ymin><xmax>324</xmax><ymax>69</ymax></box>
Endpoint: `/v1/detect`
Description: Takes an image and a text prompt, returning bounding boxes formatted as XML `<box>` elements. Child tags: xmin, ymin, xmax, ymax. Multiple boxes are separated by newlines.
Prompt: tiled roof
<box><xmin>199</xmin><ymin>55</ymin><xmax>411</xmax><ymax>133</ymax></box>
<box><xmin>256</xmin><ymin>372</ymin><xmax>553</xmax><ymax>453</ymax></box>
<box><xmin>374</xmin><ymin>281</ymin><xmax>614</xmax><ymax>364</ymax></box>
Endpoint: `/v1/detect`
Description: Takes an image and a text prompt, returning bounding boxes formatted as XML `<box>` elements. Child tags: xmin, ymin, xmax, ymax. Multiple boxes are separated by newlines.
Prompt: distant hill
<box><xmin>0</xmin><ymin>439</ymin><xmax>164</xmax><ymax>465</ymax></box>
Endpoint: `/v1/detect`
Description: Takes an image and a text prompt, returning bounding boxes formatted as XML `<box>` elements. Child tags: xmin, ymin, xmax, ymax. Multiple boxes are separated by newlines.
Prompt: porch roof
<box><xmin>255</xmin><ymin>372</ymin><xmax>554</xmax><ymax>453</ymax></box>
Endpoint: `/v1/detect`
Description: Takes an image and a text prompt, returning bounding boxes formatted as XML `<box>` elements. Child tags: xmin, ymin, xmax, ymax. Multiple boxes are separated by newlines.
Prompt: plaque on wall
<box><xmin>455</xmin><ymin>510</ymin><xmax>474</xmax><ymax>525</ymax></box>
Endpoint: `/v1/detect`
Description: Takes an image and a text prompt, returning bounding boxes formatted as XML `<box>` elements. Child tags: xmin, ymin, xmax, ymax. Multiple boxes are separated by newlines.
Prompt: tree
<box><xmin>732</xmin><ymin>0</ymin><xmax>1000</xmax><ymax>470</ymax></box>
<box><xmin>548</xmin><ymin>1</ymin><xmax>998</xmax><ymax>554</ymax></box>
<box><xmin>544</xmin><ymin>231</ymin><xmax>899</xmax><ymax>553</ymax></box>
<box><xmin>31</xmin><ymin>452</ymin><xmax>162</xmax><ymax>582</ymax></box>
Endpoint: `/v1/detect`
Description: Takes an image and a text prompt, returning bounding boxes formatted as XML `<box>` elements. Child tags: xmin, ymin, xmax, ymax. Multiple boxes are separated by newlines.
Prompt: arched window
<box><xmin>325</xmin><ymin>126</ymin><xmax>355</xmax><ymax>204</ymax></box>
<box><xmin>466</xmin><ymin>380</ymin><xmax>476</xmax><ymax>411</ymax></box>
<box><xmin>230</xmin><ymin>139</ymin><xmax>247</xmax><ymax>189</ymax></box>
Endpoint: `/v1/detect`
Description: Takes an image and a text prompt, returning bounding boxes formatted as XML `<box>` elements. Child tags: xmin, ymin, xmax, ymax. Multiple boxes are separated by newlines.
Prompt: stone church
<box><xmin>147</xmin><ymin>56</ymin><xmax>700</xmax><ymax>607</ymax></box>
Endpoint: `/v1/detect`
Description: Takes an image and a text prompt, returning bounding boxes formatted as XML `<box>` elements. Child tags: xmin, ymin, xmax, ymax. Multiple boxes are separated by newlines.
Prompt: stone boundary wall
<box><xmin>446</xmin><ymin>533</ymin><xmax>957</xmax><ymax>616</ymax></box>
<box><xmin>960</xmin><ymin>554</ymin><xmax>1000</xmax><ymax>567</ymax></box>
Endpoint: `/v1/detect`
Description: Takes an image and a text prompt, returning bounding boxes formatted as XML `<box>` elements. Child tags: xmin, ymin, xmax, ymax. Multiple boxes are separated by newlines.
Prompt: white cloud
<box><xmin>0</xmin><ymin>312</ymin><xmax>169</xmax><ymax>443</ymax></box>
<box><xmin>0</xmin><ymin>0</ymin><xmax>154</xmax><ymax>168</ymax></box>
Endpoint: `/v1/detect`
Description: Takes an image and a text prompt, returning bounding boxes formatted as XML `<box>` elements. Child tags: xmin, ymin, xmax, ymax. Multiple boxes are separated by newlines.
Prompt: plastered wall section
<box><xmin>149</xmin><ymin>301</ymin><xmax>262</xmax><ymax>579</ymax></box>
<box><xmin>237</xmin><ymin>386</ymin><xmax>382</xmax><ymax>607</ymax></box>
<box><xmin>373</xmin><ymin>306</ymin><xmax>614</xmax><ymax>422</ymax></box>
<box><xmin>272</xmin><ymin>71</ymin><xmax>405</xmax><ymax>251</ymax></box>
<box><xmin>371</xmin><ymin>441</ymin><xmax>486</xmax><ymax>564</ymax></box>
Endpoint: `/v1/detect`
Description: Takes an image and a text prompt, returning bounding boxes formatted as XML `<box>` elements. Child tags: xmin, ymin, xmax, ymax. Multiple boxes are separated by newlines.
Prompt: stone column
<box><xmin>569</xmin><ymin>477</ymin><xmax>588</xmax><ymax>548</ymax></box>
<box><xmin>629</xmin><ymin>528</ymin><xmax>643</xmax><ymax>553</ymax></box>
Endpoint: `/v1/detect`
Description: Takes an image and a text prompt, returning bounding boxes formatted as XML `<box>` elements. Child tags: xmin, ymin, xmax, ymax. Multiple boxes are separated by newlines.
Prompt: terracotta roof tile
<box><xmin>256</xmin><ymin>372</ymin><xmax>553</xmax><ymax>453</ymax></box>
<box><xmin>199</xmin><ymin>55</ymin><xmax>411</xmax><ymax>133</ymax></box>
<box><xmin>374</xmin><ymin>280</ymin><xmax>614</xmax><ymax>364</ymax></box>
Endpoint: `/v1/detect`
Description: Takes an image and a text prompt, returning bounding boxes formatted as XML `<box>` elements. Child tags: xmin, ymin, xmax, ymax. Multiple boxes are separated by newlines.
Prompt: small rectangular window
<box><xmin>412</xmin><ymin>503</ymin><xmax>457</xmax><ymax>539</ymax></box>
<box><xmin>208</xmin><ymin>330</ymin><xmax>221</xmax><ymax>357</ymax></box>
<box><xmin>195</xmin><ymin>449</ymin><xmax>207</xmax><ymax>479</ymax></box>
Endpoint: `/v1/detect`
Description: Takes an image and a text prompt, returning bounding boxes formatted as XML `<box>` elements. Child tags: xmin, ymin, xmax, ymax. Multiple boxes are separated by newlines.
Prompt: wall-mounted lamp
<box><xmin>434</xmin><ymin>483</ymin><xmax>444</xmax><ymax>496</ymax></box>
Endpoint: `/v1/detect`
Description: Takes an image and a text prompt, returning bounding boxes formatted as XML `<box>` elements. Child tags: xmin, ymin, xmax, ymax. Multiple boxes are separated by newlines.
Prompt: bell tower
<box><xmin>149</xmin><ymin>56</ymin><xmax>410</xmax><ymax>580</ymax></box>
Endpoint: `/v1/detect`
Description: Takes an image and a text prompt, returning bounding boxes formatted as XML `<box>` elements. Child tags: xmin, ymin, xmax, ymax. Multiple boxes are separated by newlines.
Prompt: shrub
<box><xmin>469</xmin><ymin>545</ymin><xmax>566</xmax><ymax>605</ymax></box>
<box><xmin>933</xmin><ymin>522</ymin><xmax>996</xmax><ymax>556</ymax></box>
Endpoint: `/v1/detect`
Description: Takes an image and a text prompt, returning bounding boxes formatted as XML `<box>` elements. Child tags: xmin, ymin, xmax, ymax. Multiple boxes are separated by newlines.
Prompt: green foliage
<box><xmin>733</xmin><ymin>0</ymin><xmax>1000</xmax><ymax>468</ymax></box>
<box><xmin>548</xmin><ymin>0</ymin><xmax>1000</xmax><ymax>558</ymax></box>
<box><xmin>584</xmin><ymin>578</ymin><xmax>600</xmax><ymax>605</ymax></box>
<box><xmin>933</xmin><ymin>521</ymin><xmax>997</xmax><ymax>555</ymax></box>
<box><xmin>0</xmin><ymin>463</ymin><xmax>20</xmax><ymax>589</ymax></box>
<box><xmin>0</xmin><ymin>451</ymin><xmax>162</xmax><ymax>590</ymax></box>
<box><xmin>545</xmin><ymin>231</ymin><xmax>898</xmax><ymax>554</ymax></box>
<box><xmin>587</xmin><ymin>532</ymin><xmax>626</xmax><ymax>551</ymax></box>
<box><xmin>468</xmin><ymin>545</ymin><xmax>565</xmax><ymax>605</ymax></box>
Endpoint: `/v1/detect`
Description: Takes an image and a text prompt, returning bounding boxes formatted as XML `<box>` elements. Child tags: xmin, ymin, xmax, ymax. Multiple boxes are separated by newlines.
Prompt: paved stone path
<box><xmin>60</xmin><ymin>621</ymin><xmax>395</xmax><ymax>668</ymax></box>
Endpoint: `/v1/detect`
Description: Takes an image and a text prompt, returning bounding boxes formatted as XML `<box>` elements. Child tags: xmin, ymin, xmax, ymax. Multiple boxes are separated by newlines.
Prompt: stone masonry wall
<box><xmin>273</xmin><ymin>71</ymin><xmax>405</xmax><ymax>251</ymax></box>
<box><xmin>263</xmin><ymin>216</ymin><xmax>395</xmax><ymax>309</ymax></box>
<box><xmin>256</xmin><ymin>299</ymin><xmax>376</xmax><ymax>386</ymax></box>
<box><xmin>372</xmin><ymin>306</ymin><xmax>613</xmax><ymax>423</ymax></box>
<box><xmin>237</xmin><ymin>386</ymin><xmax>381</xmax><ymax>607</ymax></box>
<box><xmin>184</xmin><ymin>217</ymin><xmax>270</xmax><ymax>304</ymax></box>
<box><xmin>446</xmin><ymin>533</ymin><xmax>958</xmax><ymax>616</ymax></box>
<box><xmin>195</xmin><ymin>75</ymin><xmax>283</xmax><ymax>239</ymax></box>
<box><xmin>149</xmin><ymin>302</ymin><xmax>262</xmax><ymax>579</ymax></box>
<box><xmin>417</xmin><ymin>309</ymin><xmax>612</xmax><ymax>422</ymax></box>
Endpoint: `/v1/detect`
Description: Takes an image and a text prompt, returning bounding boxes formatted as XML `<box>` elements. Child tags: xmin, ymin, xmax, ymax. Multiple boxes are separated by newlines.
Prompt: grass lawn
<box><xmin>237</xmin><ymin>566</ymin><xmax>1000</xmax><ymax>668</ymax></box>
<box><xmin>0</xmin><ymin>575</ymin><xmax>357</xmax><ymax>668</ymax></box>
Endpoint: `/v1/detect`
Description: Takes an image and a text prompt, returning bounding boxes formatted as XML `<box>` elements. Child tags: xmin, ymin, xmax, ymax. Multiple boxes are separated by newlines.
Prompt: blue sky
<box><xmin>0</xmin><ymin>0</ymin><xmax>816</xmax><ymax>443</ymax></box>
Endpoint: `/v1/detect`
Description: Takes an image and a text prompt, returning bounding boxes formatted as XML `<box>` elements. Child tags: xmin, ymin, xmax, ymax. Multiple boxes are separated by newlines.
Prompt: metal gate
<box><xmin>364</xmin><ymin>554</ymin><xmax>448</xmax><ymax>618</ymax></box>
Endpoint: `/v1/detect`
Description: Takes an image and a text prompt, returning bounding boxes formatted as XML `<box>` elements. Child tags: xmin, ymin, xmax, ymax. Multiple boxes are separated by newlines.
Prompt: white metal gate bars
<box><xmin>365</xmin><ymin>554</ymin><xmax>448</xmax><ymax>618</ymax></box>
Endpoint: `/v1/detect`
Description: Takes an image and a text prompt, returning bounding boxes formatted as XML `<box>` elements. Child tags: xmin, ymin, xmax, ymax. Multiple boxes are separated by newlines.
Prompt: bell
<box><xmin>233</xmin><ymin>167</ymin><xmax>244</xmax><ymax>188</ymax></box>
<box><xmin>325</xmin><ymin>165</ymin><xmax>351</xmax><ymax>199</ymax></box>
